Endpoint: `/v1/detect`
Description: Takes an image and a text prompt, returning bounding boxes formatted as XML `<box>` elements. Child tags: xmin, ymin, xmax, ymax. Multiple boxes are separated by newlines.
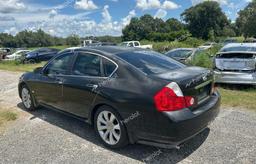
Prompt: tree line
<box><xmin>122</xmin><ymin>0</ymin><xmax>256</xmax><ymax>41</ymax></box>
<box><xmin>0</xmin><ymin>29</ymin><xmax>81</xmax><ymax>48</ymax></box>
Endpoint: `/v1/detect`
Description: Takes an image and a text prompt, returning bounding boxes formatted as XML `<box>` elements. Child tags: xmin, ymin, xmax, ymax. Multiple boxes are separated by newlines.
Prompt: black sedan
<box><xmin>23</xmin><ymin>48</ymin><xmax>59</xmax><ymax>63</ymax></box>
<box><xmin>18</xmin><ymin>46</ymin><xmax>220</xmax><ymax>149</ymax></box>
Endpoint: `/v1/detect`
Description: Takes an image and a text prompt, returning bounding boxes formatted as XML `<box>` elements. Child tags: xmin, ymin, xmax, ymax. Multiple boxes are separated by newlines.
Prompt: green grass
<box><xmin>0</xmin><ymin>110</ymin><xmax>17</xmax><ymax>127</ymax></box>
<box><xmin>0</xmin><ymin>60</ymin><xmax>45</xmax><ymax>72</ymax></box>
<box><xmin>219</xmin><ymin>87</ymin><xmax>256</xmax><ymax>111</ymax></box>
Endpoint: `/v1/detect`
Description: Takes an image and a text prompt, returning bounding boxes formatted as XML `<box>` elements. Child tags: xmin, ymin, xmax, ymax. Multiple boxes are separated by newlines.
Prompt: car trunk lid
<box><xmin>151</xmin><ymin>66</ymin><xmax>214</xmax><ymax>108</ymax></box>
<box><xmin>215</xmin><ymin>53</ymin><xmax>256</xmax><ymax>71</ymax></box>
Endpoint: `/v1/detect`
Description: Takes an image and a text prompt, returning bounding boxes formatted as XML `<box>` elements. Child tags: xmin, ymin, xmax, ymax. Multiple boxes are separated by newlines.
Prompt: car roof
<box><xmin>219</xmin><ymin>43</ymin><xmax>256</xmax><ymax>53</ymax></box>
<box><xmin>222</xmin><ymin>43</ymin><xmax>256</xmax><ymax>49</ymax></box>
<box><xmin>60</xmin><ymin>46</ymin><xmax>144</xmax><ymax>57</ymax></box>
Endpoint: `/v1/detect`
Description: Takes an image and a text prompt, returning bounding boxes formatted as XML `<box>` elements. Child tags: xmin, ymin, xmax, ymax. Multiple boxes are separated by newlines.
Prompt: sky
<box><xmin>0</xmin><ymin>0</ymin><xmax>252</xmax><ymax>37</ymax></box>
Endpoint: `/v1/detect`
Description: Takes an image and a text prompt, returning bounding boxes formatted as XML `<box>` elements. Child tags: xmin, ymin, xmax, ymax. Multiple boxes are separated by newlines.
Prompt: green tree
<box><xmin>236</xmin><ymin>0</ymin><xmax>256</xmax><ymax>38</ymax></box>
<box><xmin>66</xmin><ymin>34</ymin><xmax>80</xmax><ymax>46</ymax></box>
<box><xmin>165</xmin><ymin>18</ymin><xmax>185</xmax><ymax>31</ymax></box>
<box><xmin>181</xmin><ymin>1</ymin><xmax>229</xmax><ymax>40</ymax></box>
<box><xmin>122</xmin><ymin>14</ymin><xmax>186</xmax><ymax>41</ymax></box>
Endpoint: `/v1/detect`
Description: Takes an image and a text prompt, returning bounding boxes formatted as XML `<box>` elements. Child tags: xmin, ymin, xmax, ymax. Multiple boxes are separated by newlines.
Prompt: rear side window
<box><xmin>134</xmin><ymin>42</ymin><xmax>139</xmax><ymax>46</ymax></box>
<box><xmin>73</xmin><ymin>53</ymin><xmax>101</xmax><ymax>76</ymax></box>
<box><xmin>102</xmin><ymin>58</ymin><xmax>117</xmax><ymax>77</ymax></box>
<box><xmin>116</xmin><ymin>51</ymin><xmax>185</xmax><ymax>75</ymax></box>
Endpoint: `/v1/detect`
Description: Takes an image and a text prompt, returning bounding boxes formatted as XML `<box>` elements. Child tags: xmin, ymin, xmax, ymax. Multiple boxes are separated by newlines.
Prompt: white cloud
<box><xmin>102</xmin><ymin>5</ymin><xmax>112</xmax><ymax>22</ymax></box>
<box><xmin>0</xmin><ymin>0</ymin><xmax>26</xmax><ymax>13</ymax></box>
<box><xmin>121</xmin><ymin>10</ymin><xmax>136</xmax><ymax>26</ymax></box>
<box><xmin>74</xmin><ymin>0</ymin><xmax>98</xmax><ymax>10</ymax></box>
<box><xmin>1</xmin><ymin>4</ymin><xmax>138</xmax><ymax>37</ymax></box>
<box><xmin>136</xmin><ymin>0</ymin><xmax>161</xmax><ymax>10</ymax></box>
<box><xmin>49</xmin><ymin>9</ymin><xmax>58</xmax><ymax>19</ymax></box>
<box><xmin>136</xmin><ymin>0</ymin><xmax>180</xmax><ymax>10</ymax></box>
<box><xmin>162</xmin><ymin>1</ymin><xmax>180</xmax><ymax>9</ymax></box>
<box><xmin>154</xmin><ymin>9</ymin><xmax>167</xmax><ymax>18</ymax></box>
<box><xmin>0</xmin><ymin>16</ymin><xmax>15</xmax><ymax>21</ymax></box>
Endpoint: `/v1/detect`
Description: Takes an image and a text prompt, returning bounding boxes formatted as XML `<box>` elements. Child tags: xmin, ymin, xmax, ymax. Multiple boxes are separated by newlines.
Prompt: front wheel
<box><xmin>21</xmin><ymin>85</ymin><xmax>37</xmax><ymax>111</ymax></box>
<box><xmin>94</xmin><ymin>106</ymin><xmax>128</xmax><ymax>149</ymax></box>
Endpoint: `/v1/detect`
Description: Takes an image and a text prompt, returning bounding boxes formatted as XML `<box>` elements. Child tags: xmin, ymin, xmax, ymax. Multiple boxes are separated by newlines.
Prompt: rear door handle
<box><xmin>86</xmin><ymin>84</ymin><xmax>98</xmax><ymax>89</ymax></box>
<box><xmin>56</xmin><ymin>78</ymin><xmax>63</xmax><ymax>84</ymax></box>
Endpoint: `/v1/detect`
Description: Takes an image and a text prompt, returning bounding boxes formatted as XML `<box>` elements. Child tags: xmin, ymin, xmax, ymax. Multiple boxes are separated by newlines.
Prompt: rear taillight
<box><xmin>154</xmin><ymin>82</ymin><xmax>194</xmax><ymax>112</ymax></box>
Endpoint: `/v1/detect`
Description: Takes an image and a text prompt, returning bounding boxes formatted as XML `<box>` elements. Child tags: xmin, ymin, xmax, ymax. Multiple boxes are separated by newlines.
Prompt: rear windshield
<box><xmin>116</xmin><ymin>51</ymin><xmax>185</xmax><ymax>75</ymax></box>
<box><xmin>221</xmin><ymin>46</ymin><xmax>256</xmax><ymax>52</ymax></box>
<box><xmin>166</xmin><ymin>50</ymin><xmax>193</xmax><ymax>58</ymax></box>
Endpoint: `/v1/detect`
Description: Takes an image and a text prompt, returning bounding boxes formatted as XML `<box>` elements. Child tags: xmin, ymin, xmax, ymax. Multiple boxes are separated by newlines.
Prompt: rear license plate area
<box><xmin>197</xmin><ymin>84</ymin><xmax>211</xmax><ymax>102</ymax></box>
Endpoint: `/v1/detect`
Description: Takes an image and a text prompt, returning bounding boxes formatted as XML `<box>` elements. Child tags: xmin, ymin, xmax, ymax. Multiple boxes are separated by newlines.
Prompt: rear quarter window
<box><xmin>116</xmin><ymin>51</ymin><xmax>185</xmax><ymax>75</ymax></box>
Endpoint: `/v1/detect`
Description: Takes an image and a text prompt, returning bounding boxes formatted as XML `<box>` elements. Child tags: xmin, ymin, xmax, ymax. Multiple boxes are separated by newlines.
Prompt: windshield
<box><xmin>116</xmin><ymin>50</ymin><xmax>185</xmax><ymax>75</ymax></box>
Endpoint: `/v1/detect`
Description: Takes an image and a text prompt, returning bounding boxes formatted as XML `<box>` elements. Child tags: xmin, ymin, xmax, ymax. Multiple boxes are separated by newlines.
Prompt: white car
<box><xmin>199</xmin><ymin>42</ymin><xmax>216</xmax><ymax>50</ymax></box>
<box><xmin>120</xmin><ymin>41</ymin><xmax>153</xmax><ymax>49</ymax></box>
<box><xmin>5</xmin><ymin>50</ymin><xmax>30</xmax><ymax>60</ymax></box>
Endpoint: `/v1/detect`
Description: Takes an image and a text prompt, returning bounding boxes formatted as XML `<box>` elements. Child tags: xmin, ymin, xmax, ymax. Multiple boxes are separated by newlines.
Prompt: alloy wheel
<box><xmin>21</xmin><ymin>87</ymin><xmax>32</xmax><ymax>109</ymax></box>
<box><xmin>97</xmin><ymin>111</ymin><xmax>121</xmax><ymax>145</ymax></box>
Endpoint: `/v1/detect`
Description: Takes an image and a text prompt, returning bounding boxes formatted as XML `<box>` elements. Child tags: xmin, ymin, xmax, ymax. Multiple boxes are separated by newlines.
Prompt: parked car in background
<box><xmin>165</xmin><ymin>48</ymin><xmax>203</xmax><ymax>64</ymax></box>
<box><xmin>120</xmin><ymin>41</ymin><xmax>153</xmax><ymax>49</ymax></box>
<box><xmin>223</xmin><ymin>38</ymin><xmax>238</xmax><ymax>45</ymax></box>
<box><xmin>0</xmin><ymin>48</ymin><xmax>11</xmax><ymax>60</ymax></box>
<box><xmin>87</xmin><ymin>42</ymin><xmax>117</xmax><ymax>47</ymax></box>
<box><xmin>5</xmin><ymin>50</ymin><xmax>30</xmax><ymax>60</ymax></box>
<box><xmin>214</xmin><ymin>43</ymin><xmax>256</xmax><ymax>85</ymax></box>
<box><xmin>23</xmin><ymin>48</ymin><xmax>59</xmax><ymax>63</ymax></box>
<box><xmin>243</xmin><ymin>38</ymin><xmax>256</xmax><ymax>43</ymax></box>
<box><xmin>199</xmin><ymin>42</ymin><xmax>216</xmax><ymax>50</ymax></box>
<box><xmin>19</xmin><ymin>46</ymin><xmax>220</xmax><ymax>149</ymax></box>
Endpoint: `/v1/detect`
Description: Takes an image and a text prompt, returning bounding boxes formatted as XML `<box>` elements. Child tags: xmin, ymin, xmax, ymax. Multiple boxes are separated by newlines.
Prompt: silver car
<box><xmin>214</xmin><ymin>43</ymin><xmax>256</xmax><ymax>85</ymax></box>
<box><xmin>165</xmin><ymin>48</ymin><xmax>203</xmax><ymax>64</ymax></box>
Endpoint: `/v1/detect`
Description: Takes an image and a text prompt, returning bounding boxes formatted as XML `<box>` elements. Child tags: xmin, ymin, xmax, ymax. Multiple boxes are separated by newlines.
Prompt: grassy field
<box><xmin>219</xmin><ymin>87</ymin><xmax>256</xmax><ymax>111</ymax></box>
<box><xmin>0</xmin><ymin>61</ymin><xmax>45</xmax><ymax>72</ymax></box>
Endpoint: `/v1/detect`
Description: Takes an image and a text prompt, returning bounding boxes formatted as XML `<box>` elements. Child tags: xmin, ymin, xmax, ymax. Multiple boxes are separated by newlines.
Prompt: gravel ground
<box><xmin>0</xmin><ymin>70</ymin><xmax>256</xmax><ymax>164</ymax></box>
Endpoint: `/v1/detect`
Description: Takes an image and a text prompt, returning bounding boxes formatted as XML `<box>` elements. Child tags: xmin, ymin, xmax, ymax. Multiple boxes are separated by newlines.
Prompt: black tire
<box><xmin>94</xmin><ymin>106</ymin><xmax>129</xmax><ymax>149</ymax></box>
<box><xmin>20</xmin><ymin>85</ymin><xmax>38</xmax><ymax>111</ymax></box>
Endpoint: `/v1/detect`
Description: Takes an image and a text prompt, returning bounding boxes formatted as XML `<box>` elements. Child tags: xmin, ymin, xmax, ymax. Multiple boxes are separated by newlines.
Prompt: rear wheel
<box><xmin>94</xmin><ymin>106</ymin><xmax>128</xmax><ymax>149</ymax></box>
<box><xmin>21</xmin><ymin>85</ymin><xmax>37</xmax><ymax>111</ymax></box>
<box><xmin>28</xmin><ymin>59</ymin><xmax>36</xmax><ymax>64</ymax></box>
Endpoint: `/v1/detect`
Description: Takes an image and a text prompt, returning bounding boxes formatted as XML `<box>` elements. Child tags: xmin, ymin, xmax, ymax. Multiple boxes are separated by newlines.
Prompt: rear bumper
<box><xmin>214</xmin><ymin>70</ymin><xmax>256</xmax><ymax>85</ymax></box>
<box><xmin>136</xmin><ymin>92</ymin><xmax>221</xmax><ymax>149</ymax></box>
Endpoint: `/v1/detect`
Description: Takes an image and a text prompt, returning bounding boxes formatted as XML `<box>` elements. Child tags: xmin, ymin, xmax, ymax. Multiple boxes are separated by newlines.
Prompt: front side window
<box><xmin>45</xmin><ymin>53</ymin><xmax>73</xmax><ymax>75</ymax></box>
<box><xmin>72</xmin><ymin>53</ymin><xmax>101</xmax><ymax>76</ymax></box>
